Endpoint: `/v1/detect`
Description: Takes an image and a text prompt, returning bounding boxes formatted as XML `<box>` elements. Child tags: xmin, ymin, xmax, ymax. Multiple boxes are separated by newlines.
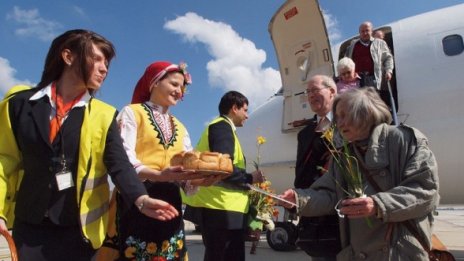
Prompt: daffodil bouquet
<box><xmin>248</xmin><ymin>180</ymin><xmax>279</xmax><ymax>230</ymax></box>
<box><xmin>321</xmin><ymin>126</ymin><xmax>365</xmax><ymax>199</ymax></box>
<box><xmin>322</xmin><ymin>126</ymin><xmax>372</xmax><ymax>227</ymax></box>
<box><xmin>248</xmin><ymin>136</ymin><xmax>278</xmax><ymax>231</ymax></box>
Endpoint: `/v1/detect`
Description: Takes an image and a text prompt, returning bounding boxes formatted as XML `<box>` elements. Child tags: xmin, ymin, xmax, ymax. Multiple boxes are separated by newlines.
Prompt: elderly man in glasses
<box><xmin>294</xmin><ymin>75</ymin><xmax>340</xmax><ymax>260</ymax></box>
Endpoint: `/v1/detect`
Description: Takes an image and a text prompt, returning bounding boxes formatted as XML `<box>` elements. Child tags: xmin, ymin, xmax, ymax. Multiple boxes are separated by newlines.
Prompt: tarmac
<box><xmin>1</xmin><ymin>205</ymin><xmax>463</xmax><ymax>260</ymax></box>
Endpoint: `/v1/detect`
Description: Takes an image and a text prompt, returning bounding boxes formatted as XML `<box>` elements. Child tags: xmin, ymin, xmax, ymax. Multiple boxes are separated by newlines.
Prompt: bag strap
<box><xmin>353</xmin><ymin>146</ymin><xmax>437</xmax><ymax>259</ymax></box>
<box><xmin>352</xmin><ymin>145</ymin><xmax>382</xmax><ymax>193</ymax></box>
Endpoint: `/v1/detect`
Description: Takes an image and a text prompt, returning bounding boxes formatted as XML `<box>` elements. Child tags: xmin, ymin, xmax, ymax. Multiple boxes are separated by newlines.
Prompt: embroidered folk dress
<box><xmin>116</xmin><ymin>101</ymin><xmax>193</xmax><ymax>261</ymax></box>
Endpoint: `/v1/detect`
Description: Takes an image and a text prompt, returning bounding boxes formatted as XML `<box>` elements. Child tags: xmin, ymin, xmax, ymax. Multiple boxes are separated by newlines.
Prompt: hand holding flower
<box><xmin>340</xmin><ymin>196</ymin><xmax>376</xmax><ymax>218</ymax></box>
<box><xmin>251</xmin><ymin>169</ymin><xmax>265</xmax><ymax>183</ymax></box>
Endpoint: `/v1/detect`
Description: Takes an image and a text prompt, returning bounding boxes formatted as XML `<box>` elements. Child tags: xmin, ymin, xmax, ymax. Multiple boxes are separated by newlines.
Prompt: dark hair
<box><xmin>36</xmin><ymin>29</ymin><xmax>116</xmax><ymax>93</ymax></box>
<box><xmin>218</xmin><ymin>91</ymin><xmax>248</xmax><ymax>115</ymax></box>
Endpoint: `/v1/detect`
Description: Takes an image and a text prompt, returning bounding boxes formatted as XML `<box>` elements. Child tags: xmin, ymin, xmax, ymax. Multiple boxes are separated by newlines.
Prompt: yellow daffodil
<box><xmin>257</xmin><ymin>136</ymin><xmax>266</xmax><ymax>145</ymax></box>
<box><xmin>322</xmin><ymin>126</ymin><xmax>334</xmax><ymax>142</ymax></box>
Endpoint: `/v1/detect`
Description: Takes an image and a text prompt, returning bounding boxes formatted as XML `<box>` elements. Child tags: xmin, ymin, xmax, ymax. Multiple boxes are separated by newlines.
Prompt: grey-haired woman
<box><xmin>280</xmin><ymin>87</ymin><xmax>439</xmax><ymax>260</ymax></box>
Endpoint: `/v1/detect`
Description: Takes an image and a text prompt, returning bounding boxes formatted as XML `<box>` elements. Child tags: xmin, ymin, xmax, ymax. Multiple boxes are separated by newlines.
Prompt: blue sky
<box><xmin>1</xmin><ymin>0</ymin><xmax>462</xmax><ymax>142</ymax></box>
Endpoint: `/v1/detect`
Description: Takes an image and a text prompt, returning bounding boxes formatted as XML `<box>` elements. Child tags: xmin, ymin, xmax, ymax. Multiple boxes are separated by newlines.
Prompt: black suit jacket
<box><xmin>294</xmin><ymin>115</ymin><xmax>341</xmax><ymax>257</ymax></box>
<box><xmin>294</xmin><ymin>115</ymin><xmax>330</xmax><ymax>189</ymax></box>
<box><xmin>208</xmin><ymin>117</ymin><xmax>252</xmax><ymax>187</ymax></box>
<box><xmin>8</xmin><ymin>89</ymin><xmax>146</xmax><ymax>225</ymax></box>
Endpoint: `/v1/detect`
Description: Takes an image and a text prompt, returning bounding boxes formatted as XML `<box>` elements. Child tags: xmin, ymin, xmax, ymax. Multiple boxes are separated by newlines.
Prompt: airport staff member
<box><xmin>345</xmin><ymin>21</ymin><xmax>394</xmax><ymax>90</ymax></box>
<box><xmin>0</xmin><ymin>29</ymin><xmax>178</xmax><ymax>261</ymax></box>
<box><xmin>183</xmin><ymin>91</ymin><xmax>264</xmax><ymax>261</ymax></box>
<box><xmin>294</xmin><ymin>75</ymin><xmax>340</xmax><ymax>260</ymax></box>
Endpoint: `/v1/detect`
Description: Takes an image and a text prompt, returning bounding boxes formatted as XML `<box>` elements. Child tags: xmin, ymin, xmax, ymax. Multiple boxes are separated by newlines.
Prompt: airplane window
<box><xmin>297</xmin><ymin>56</ymin><xmax>309</xmax><ymax>71</ymax></box>
<box><xmin>442</xmin><ymin>34</ymin><xmax>463</xmax><ymax>56</ymax></box>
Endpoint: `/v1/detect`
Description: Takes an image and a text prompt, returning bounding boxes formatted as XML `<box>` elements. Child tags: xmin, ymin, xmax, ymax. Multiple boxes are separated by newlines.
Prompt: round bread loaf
<box><xmin>170</xmin><ymin>151</ymin><xmax>185</xmax><ymax>167</ymax></box>
<box><xmin>170</xmin><ymin>151</ymin><xmax>233</xmax><ymax>173</ymax></box>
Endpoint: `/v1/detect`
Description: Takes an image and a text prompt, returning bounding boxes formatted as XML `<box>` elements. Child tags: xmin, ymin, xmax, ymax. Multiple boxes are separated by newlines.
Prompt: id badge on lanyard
<box><xmin>56</xmin><ymin>156</ymin><xmax>74</xmax><ymax>191</ymax></box>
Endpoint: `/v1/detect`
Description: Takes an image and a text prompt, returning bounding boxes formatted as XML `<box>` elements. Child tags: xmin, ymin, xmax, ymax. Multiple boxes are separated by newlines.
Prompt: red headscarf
<box><xmin>131</xmin><ymin>61</ymin><xmax>192</xmax><ymax>104</ymax></box>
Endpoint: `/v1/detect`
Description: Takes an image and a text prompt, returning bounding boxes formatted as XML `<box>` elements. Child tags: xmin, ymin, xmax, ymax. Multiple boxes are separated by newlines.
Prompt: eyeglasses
<box><xmin>305</xmin><ymin>87</ymin><xmax>327</xmax><ymax>95</ymax></box>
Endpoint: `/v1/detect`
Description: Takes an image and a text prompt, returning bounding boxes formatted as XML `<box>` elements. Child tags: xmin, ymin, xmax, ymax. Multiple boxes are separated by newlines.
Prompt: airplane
<box><xmin>237</xmin><ymin>0</ymin><xmax>464</xmax><ymax>251</ymax></box>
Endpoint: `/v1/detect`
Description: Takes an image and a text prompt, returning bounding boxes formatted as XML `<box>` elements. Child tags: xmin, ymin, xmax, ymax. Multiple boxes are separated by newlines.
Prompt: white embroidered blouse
<box><xmin>117</xmin><ymin>101</ymin><xmax>193</xmax><ymax>174</ymax></box>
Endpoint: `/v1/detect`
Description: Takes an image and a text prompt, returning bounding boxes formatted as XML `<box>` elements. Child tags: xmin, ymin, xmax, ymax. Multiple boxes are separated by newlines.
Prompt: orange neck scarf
<box><xmin>49</xmin><ymin>82</ymin><xmax>85</xmax><ymax>142</ymax></box>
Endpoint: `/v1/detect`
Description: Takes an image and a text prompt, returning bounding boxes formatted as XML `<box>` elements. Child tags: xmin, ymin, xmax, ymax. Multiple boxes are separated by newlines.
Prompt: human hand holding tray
<box><xmin>181</xmin><ymin>169</ymin><xmax>231</xmax><ymax>180</ymax></box>
<box><xmin>167</xmin><ymin>169</ymin><xmax>229</xmax><ymax>180</ymax></box>
<box><xmin>246</xmin><ymin>184</ymin><xmax>298</xmax><ymax>208</ymax></box>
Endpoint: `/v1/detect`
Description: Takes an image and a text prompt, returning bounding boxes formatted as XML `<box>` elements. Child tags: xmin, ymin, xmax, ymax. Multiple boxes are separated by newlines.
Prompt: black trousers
<box><xmin>13</xmin><ymin>219</ymin><xmax>96</xmax><ymax>261</ymax></box>
<box><xmin>201</xmin><ymin>225</ymin><xmax>245</xmax><ymax>261</ymax></box>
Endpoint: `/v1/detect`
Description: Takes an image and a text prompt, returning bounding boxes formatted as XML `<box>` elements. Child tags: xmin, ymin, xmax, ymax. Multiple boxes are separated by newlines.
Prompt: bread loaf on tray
<box><xmin>171</xmin><ymin>151</ymin><xmax>233</xmax><ymax>173</ymax></box>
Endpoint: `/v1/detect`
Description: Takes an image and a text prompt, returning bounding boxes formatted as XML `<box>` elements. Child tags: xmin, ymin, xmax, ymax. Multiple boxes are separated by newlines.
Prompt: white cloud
<box><xmin>322</xmin><ymin>9</ymin><xmax>342</xmax><ymax>45</ymax></box>
<box><xmin>0</xmin><ymin>57</ymin><xmax>34</xmax><ymax>95</ymax></box>
<box><xmin>164</xmin><ymin>12</ymin><xmax>281</xmax><ymax>109</ymax></box>
<box><xmin>72</xmin><ymin>5</ymin><xmax>90</xmax><ymax>21</ymax></box>
<box><xmin>6</xmin><ymin>6</ymin><xmax>62</xmax><ymax>42</ymax></box>
<box><xmin>72</xmin><ymin>6</ymin><xmax>85</xmax><ymax>17</ymax></box>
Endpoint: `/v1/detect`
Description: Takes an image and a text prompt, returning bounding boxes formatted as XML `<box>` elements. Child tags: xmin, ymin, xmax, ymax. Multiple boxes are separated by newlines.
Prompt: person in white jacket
<box><xmin>345</xmin><ymin>21</ymin><xmax>394</xmax><ymax>91</ymax></box>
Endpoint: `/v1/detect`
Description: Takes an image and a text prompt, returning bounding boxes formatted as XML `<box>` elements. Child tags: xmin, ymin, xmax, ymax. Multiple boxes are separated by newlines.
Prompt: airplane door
<box><xmin>269</xmin><ymin>0</ymin><xmax>334</xmax><ymax>132</ymax></box>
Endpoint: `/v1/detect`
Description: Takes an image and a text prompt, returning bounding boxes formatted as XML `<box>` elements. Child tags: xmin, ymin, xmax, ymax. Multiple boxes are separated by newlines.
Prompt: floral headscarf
<box><xmin>131</xmin><ymin>61</ymin><xmax>192</xmax><ymax>104</ymax></box>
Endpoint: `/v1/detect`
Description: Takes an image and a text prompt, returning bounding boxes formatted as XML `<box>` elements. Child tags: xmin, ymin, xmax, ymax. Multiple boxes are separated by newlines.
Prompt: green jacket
<box><xmin>296</xmin><ymin>123</ymin><xmax>439</xmax><ymax>260</ymax></box>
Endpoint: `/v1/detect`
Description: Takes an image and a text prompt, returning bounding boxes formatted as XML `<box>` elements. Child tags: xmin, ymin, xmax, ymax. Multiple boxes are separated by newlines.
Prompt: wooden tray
<box><xmin>0</xmin><ymin>229</ymin><xmax>18</xmax><ymax>261</ymax></box>
<box><xmin>184</xmin><ymin>169</ymin><xmax>232</xmax><ymax>176</ymax></box>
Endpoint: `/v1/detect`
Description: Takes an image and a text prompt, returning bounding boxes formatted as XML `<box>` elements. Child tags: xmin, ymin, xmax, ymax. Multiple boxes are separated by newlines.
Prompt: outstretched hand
<box><xmin>142</xmin><ymin>166</ymin><xmax>195</xmax><ymax>182</ymax></box>
<box><xmin>138</xmin><ymin>197</ymin><xmax>179</xmax><ymax>221</ymax></box>
<box><xmin>158</xmin><ymin>166</ymin><xmax>189</xmax><ymax>181</ymax></box>
<box><xmin>278</xmin><ymin>189</ymin><xmax>297</xmax><ymax>209</ymax></box>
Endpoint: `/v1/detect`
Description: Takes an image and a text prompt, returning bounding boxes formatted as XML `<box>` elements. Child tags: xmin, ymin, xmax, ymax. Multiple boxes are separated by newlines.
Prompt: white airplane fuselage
<box><xmin>238</xmin><ymin>2</ymin><xmax>464</xmax><ymax>203</ymax></box>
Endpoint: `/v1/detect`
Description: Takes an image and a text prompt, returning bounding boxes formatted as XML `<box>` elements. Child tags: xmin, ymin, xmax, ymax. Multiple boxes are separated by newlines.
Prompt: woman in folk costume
<box><xmin>116</xmin><ymin>61</ymin><xmax>197</xmax><ymax>260</ymax></box>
